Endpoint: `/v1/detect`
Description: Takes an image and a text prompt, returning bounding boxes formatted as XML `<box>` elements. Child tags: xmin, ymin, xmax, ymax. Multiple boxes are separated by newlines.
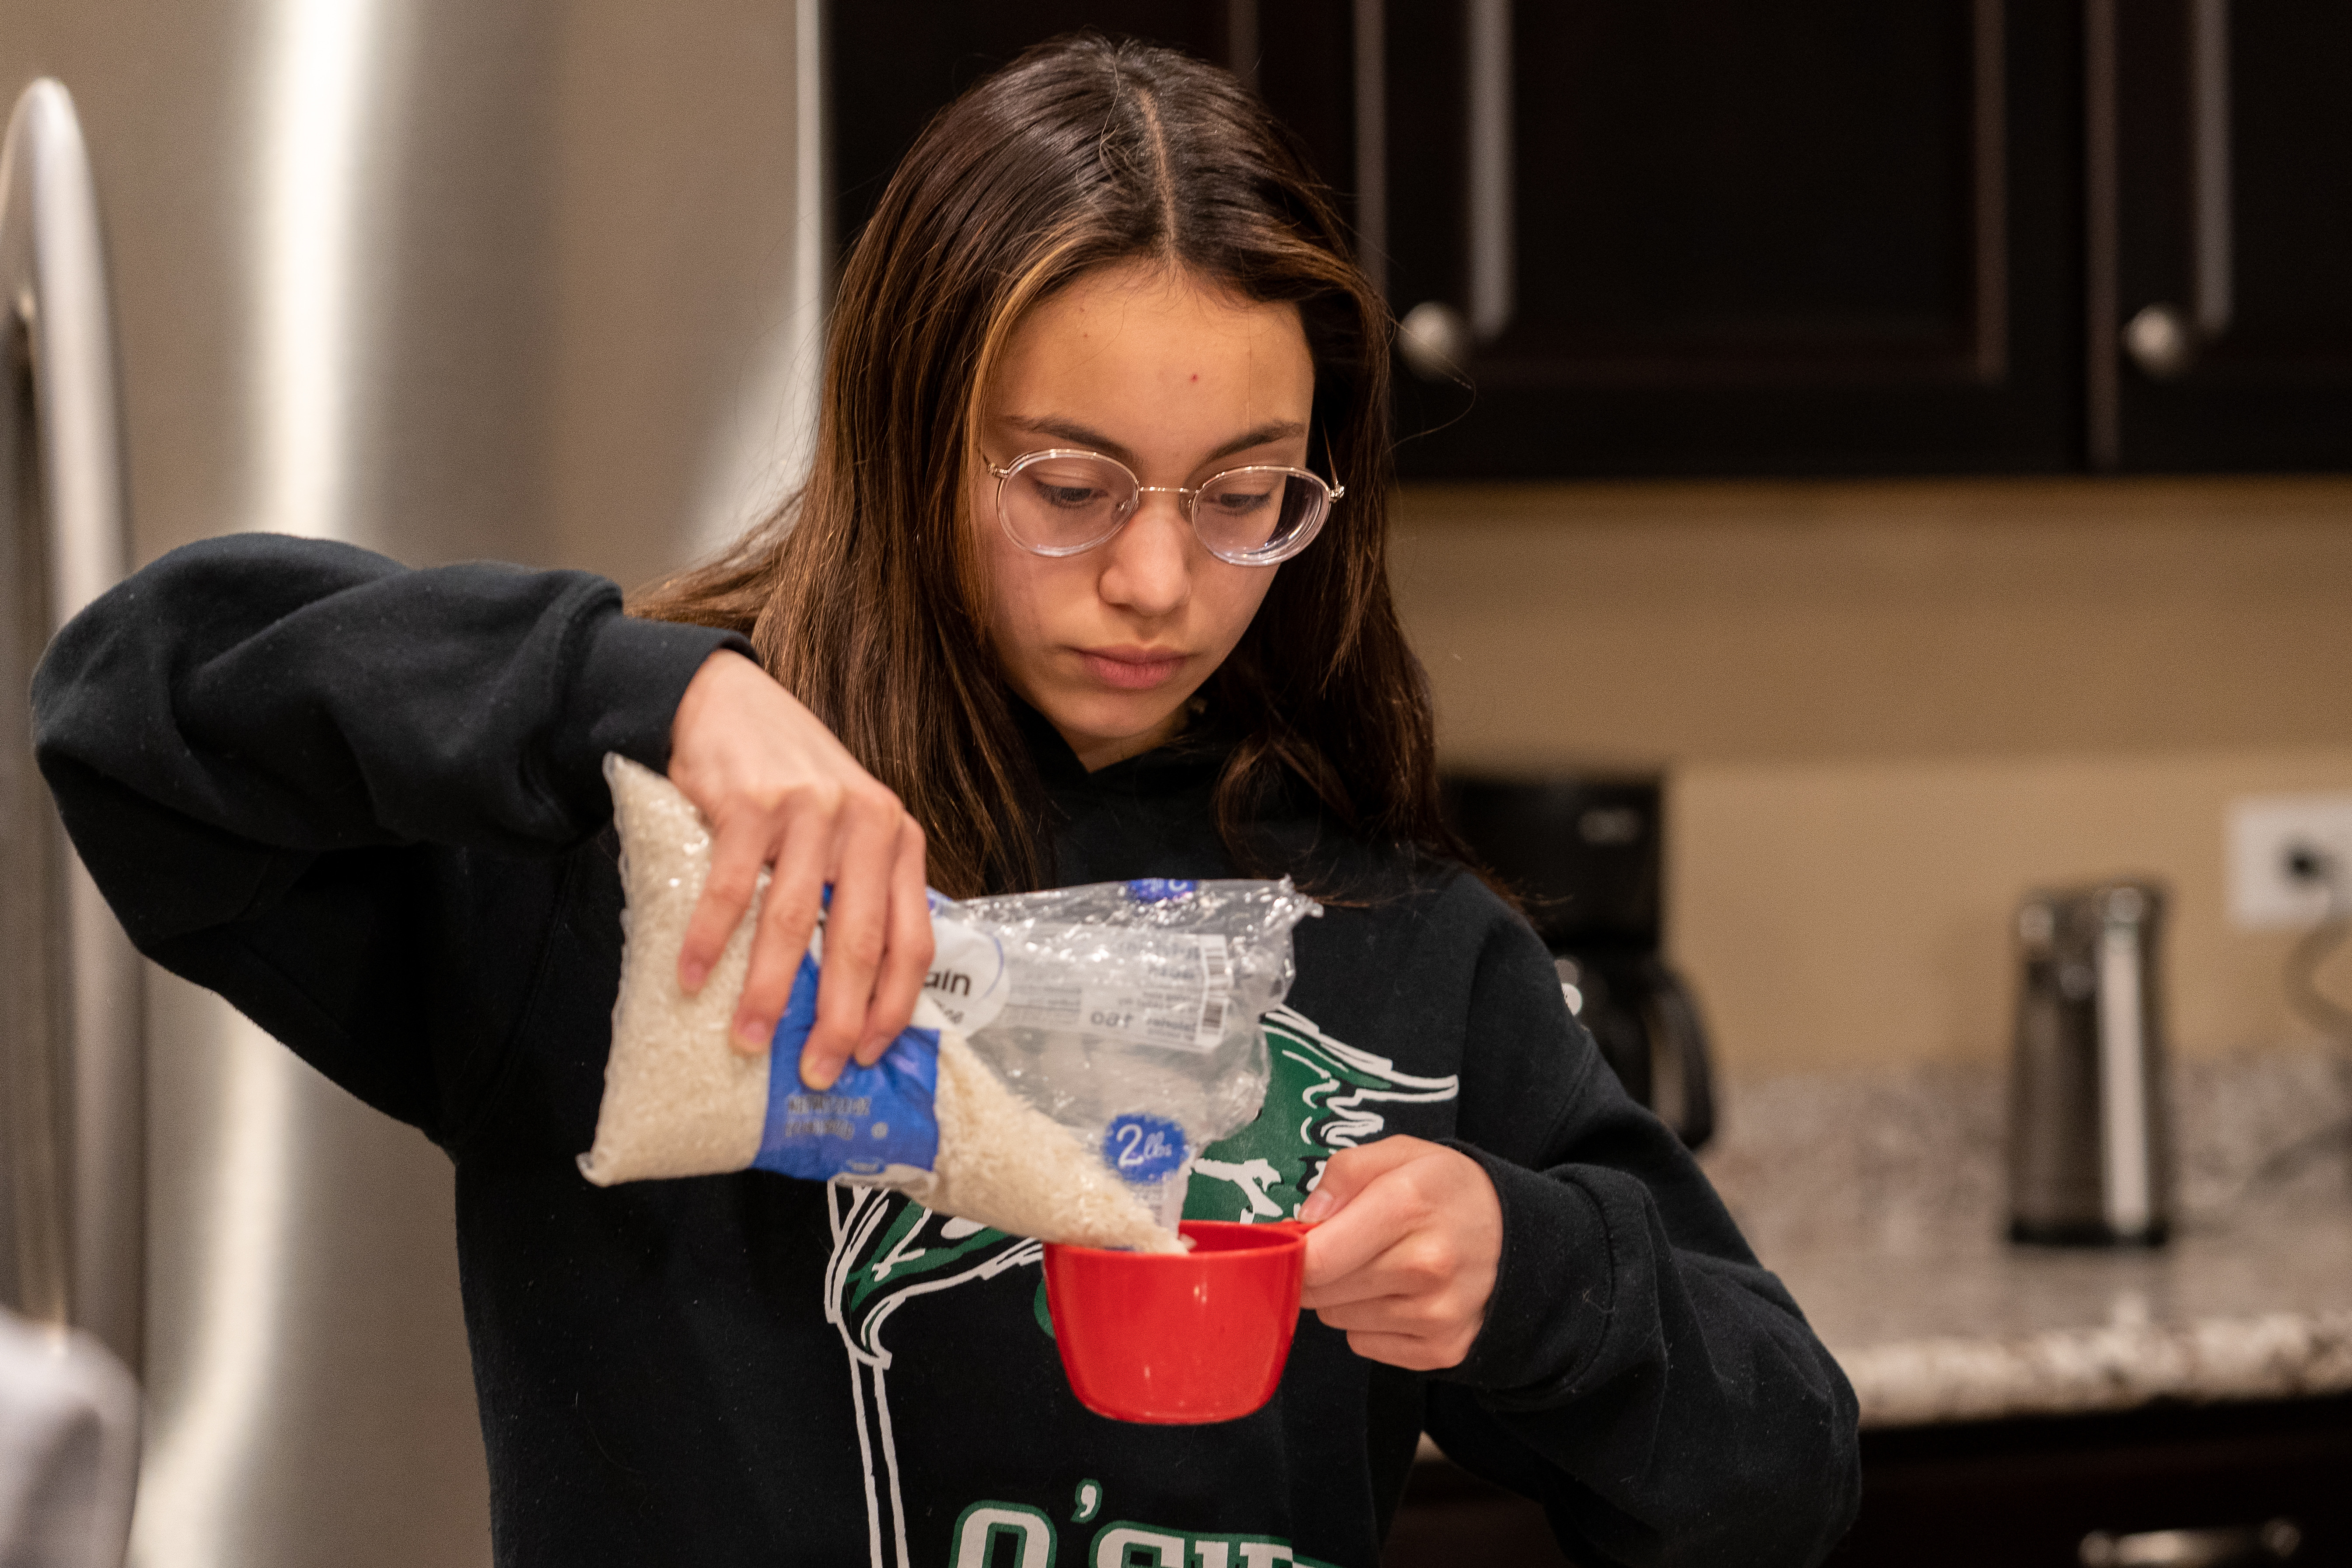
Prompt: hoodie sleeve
<box><xmin>1429</xmin><ymin>894</ymin><xmax>1861</xmax><ymax>1568</ymax></box>
<box><xmin>30</xmin><ymin>531</ymin><xmax>748</xmax><ymax>1140</ymax></box>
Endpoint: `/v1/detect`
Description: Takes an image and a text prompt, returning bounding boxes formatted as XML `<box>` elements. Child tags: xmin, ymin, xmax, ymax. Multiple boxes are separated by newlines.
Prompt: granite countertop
<box><xmin>1698</xmin><ymin>1050</ymin><xmax>2352</xmax><ymax>1428</ymax></box>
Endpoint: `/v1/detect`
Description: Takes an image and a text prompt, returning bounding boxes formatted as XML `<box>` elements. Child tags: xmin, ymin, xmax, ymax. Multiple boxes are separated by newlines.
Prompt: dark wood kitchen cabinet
<box><xmin>828</xmin><ymin>3</ymin><xmax>2352</xmax><ymax>477</ymax></box>
<box><xmin>1382</xmin><ymin>0</ymin><xmax>2083</xmax><ymax>479</ymax></box>
<box><xmin>1380</xmin><ymin>1396</ymin><xmax>2352</xmax><ymax>1567</ymax></box>
<box><xmin>828</xmin><ymin>2</ymin><xmax>1357</xmax><ymax>264</ymax></box>
<box><xmin>2105</xmin><ymin>0</ymin><xmax>2352</xmax><ymax>471</ymax></box>
<box><xmin>1829</xmin><ymin>1396</ymin><xmax>2352</xmax><ymax>1568</ymax></box>
<box><xmin>1386</xmin><ymin>0</ymin><xmax>2352</xmax><ymax>478</ymax></box>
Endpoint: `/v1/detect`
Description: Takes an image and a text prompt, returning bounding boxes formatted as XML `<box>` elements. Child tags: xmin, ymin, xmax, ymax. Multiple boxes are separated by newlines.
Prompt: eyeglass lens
<box><xmin>999</xmin><ymin>454</ymin><xmax>1325</xmax><ymax>560</ymax></box>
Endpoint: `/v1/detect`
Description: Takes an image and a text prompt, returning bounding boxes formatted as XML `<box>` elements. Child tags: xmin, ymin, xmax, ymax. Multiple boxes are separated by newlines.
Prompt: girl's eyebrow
<box><xmin>1003</xmin><ymin>415</ymin><xmax>1307</xmax><ymax>468</ymax></box>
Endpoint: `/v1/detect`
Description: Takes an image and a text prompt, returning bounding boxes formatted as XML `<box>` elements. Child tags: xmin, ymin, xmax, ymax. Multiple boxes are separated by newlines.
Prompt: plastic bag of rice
<box><xmin>578</xmin><ymin>756</ymin><xmax>1317</xmax><ymax>1254</ymax></box>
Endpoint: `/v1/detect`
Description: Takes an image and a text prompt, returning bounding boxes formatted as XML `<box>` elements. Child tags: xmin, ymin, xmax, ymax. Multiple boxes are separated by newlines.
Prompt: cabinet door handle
<box><xmin>1397</xmin><ymin>300</ymin><xmax>1470</xmax><ymax>379</ymax></box>
<box><xmin>2121</xmin><ymin>0</ymin><xmax>2234</xmax><ymax>381</ymax></box>
<box><xmin>1464</xmin><ymin>0</ymin><xmax>1513</xmax><ymax>342</ymax></box>
<box><xmin>1397</xmin><ymin>0</ymin><xmax>1511</xmax><ymax>381</ymax></box>
<box><xmin>1353</xmin><ymin>0</ymin><xmax>1386</xmax><ymax>297</ymax></box>
<box><xmin>2185</xmin><ymin>0</ymin><xmax>2233</xmax><ymax>340</ymax></box>
<box><xmin>2080</xmin><ymin>1518</ymin><xmax>2301</xmax><ymax>1568</ymax></box>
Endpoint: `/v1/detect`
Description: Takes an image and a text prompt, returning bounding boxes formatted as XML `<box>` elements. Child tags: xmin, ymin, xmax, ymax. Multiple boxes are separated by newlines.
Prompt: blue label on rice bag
<box><xmin>1125</xmin><ymin>878</ymin><xmax>1199</xmax><ymax>903</ymax></box>
<box><xmin>753</xmin><ymin>953</ymin><xmax>940</xmax><ymax>1180</ymax></box>
<box><xmin>1102</xmin><ymin>1112</ymin><xmax>1188</xmax><ymax>1180</ymax></box>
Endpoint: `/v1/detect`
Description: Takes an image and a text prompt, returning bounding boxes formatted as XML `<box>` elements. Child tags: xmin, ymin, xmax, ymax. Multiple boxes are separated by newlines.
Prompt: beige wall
<box><xmin>1393</xmin><ymin>478</ymin><xmax>2352</xmax><ymax>1072</ymax></box>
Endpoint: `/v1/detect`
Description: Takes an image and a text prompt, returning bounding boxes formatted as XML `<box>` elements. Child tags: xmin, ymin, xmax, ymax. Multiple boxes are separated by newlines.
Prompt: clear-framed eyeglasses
<box><xmin>986</xmin><ymin>448</ymin><xmax>1342</xmax><ymax>566</ymax></box>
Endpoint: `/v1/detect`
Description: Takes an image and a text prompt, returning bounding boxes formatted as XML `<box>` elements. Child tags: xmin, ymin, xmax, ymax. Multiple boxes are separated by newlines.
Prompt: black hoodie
<box><xmin>32</xmin><ymin>533</ymin><xmax>1859</xmax><ymax>1568</ymax></box>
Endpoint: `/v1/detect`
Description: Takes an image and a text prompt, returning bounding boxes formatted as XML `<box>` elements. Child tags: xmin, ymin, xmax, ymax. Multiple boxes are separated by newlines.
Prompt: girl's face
<box><xmin>973</xmin><ymin>261</ymin><xmax>1314</xmax><ymax>771</ymax></box>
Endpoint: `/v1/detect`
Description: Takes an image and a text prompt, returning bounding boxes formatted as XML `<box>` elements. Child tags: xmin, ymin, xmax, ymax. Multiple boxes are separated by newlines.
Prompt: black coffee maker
<box><xmin>1441</xmin><ymin>774</ymin><xmax>1716</xmax><ymax>1149</ymax></box>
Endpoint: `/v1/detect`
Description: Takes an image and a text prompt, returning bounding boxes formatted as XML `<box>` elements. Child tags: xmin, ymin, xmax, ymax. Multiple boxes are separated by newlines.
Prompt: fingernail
<box><xmin>679</xmin><ymin>960</ymin><xmax>708</xmax><ymax>993</ymax></box>
<box><xmin>733</xmin><ymin>1014</ymin><xmax>772</xmax><ymax>1052</ymax></box>
<box><xmin>1298</xmin><ymin>1191</ymin><xmax>1334</xmax><ymax>1223</ymax></box>
<box><xmin>800</xmin><ymin>1053</ymin><xmax>839</xmax><ymax>1091</ymax></box>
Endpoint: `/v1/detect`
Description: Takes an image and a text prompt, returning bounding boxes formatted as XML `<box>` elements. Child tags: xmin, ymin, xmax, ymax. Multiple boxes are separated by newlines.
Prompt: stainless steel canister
<box><xmin>2007</xmin><ymin>880</ymin><xmax>2172</xmax><ymax>1245</ymax></box>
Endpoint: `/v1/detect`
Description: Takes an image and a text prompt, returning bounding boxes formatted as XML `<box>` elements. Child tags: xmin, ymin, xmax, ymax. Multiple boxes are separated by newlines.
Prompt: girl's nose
<box><xmin>1095</xmin><ymin>492</ymin><xmax>1194</xmax><ymax>618</ymax></box>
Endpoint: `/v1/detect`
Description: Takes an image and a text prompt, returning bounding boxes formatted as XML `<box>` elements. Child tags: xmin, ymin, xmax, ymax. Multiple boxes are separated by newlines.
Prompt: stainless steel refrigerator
<box><xmin>0</xmin><ymin>4</ymin><xmax>828</xmax><ymax>1562</ymax></box>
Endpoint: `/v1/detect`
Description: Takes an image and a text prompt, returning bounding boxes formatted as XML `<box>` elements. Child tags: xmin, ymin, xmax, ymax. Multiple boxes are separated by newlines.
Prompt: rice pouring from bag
<box><xmin>577</xmin><ymin>756</ymin><xmax>1317</xmax><ymax>1253</ymax></box>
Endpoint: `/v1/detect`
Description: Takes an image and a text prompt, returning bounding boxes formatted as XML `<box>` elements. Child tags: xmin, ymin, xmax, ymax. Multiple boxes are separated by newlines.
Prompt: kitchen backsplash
<box><xmin>1395</xmin><ymin>476</ymin><xmax>2352</xmax><ymax>1072</ymax></box>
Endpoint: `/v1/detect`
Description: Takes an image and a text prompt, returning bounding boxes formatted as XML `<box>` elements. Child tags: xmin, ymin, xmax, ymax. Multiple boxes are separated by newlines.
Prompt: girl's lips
<box><xmin>1076</xmin><ymin>646</ymin><xmax>1189</xmax><ymax>690</ymax></box>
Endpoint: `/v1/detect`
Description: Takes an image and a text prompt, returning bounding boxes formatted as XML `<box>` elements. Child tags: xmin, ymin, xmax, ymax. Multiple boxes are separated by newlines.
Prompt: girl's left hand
<box><xmin>1295</xmin><ymin>1136</ymin><xmax>1503</xmax><ymax>1371</ymax></box>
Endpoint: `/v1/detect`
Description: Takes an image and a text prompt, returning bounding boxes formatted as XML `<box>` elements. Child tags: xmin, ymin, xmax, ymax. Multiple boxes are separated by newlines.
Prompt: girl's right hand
<box><xmin>664</xmin><ymin>649</ymin><xmax>933</xmax><ymax>1090</ymax></box>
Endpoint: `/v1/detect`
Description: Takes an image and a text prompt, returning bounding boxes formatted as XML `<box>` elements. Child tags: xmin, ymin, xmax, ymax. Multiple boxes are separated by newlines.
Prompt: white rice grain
<box><xmin>898</xmin><ymin>1033</ymin><xmax>1185</xmax><ymax>1253</ymax></box>
<box><xmin>577</xmin><ymin>754</ymin><xmax>768</xmax><ymax>1184</ymax></box>
<box><xmin>579</xmin><ymin>755</ymin><xmax>1183</xmax><ymax>1254</ymax></box>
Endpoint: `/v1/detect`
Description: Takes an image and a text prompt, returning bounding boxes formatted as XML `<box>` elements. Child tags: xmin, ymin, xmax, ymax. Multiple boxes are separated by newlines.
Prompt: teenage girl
<box><xmin>36</xmin><ymin>35</ymin><xmax>1857</xmax><ymax>1568</ymax></box>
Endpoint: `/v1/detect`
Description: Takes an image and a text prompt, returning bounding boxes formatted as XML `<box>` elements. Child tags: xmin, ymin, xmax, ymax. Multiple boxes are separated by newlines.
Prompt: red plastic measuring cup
<box><xmin>1042</xmin><ymin>1219</ymin><xmax>1309</xmax><ymax>1424</ymax></box>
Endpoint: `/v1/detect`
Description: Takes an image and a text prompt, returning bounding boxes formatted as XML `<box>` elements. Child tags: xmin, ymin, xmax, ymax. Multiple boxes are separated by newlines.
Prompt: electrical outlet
<box><xmin>2226</xmin><ymin>793</ymin><xmax>2352</xmax><ymax>930</ymax></box>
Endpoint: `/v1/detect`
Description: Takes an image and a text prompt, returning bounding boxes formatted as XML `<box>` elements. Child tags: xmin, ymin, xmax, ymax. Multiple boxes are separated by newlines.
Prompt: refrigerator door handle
<box><xmin>0</xmin><ymin>77</ymin><xmax>144</xmax><ymax>1373</ymax></box>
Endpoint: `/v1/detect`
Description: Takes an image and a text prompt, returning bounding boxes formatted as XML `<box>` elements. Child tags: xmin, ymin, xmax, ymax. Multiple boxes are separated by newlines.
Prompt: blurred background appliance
<box><xmin>0</xmin><ymin>5</ymin><xmax>830</xmax><ymax>1565</ymax></box>
<box><xmin>2008</xmin><ymin>880</ymin><xmax>2173</xmax><ymax>1247</ymax></box>
<box><xmin>1443</xmin><ymin>774</ymin><xmax>1716</xmax><ymax>1149</ymax></box>
<box><xmin>0</xmin><ymin>1305</ymin><xmax>140</xmax><ymax>1568</ymax></box>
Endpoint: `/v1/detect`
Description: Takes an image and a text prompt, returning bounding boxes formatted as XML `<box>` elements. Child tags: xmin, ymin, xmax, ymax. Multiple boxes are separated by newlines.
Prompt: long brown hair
<box><xmin>633</xmin><ymin>33</ymin><xmax>1454</xmax><ymax>897</ymax></box>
